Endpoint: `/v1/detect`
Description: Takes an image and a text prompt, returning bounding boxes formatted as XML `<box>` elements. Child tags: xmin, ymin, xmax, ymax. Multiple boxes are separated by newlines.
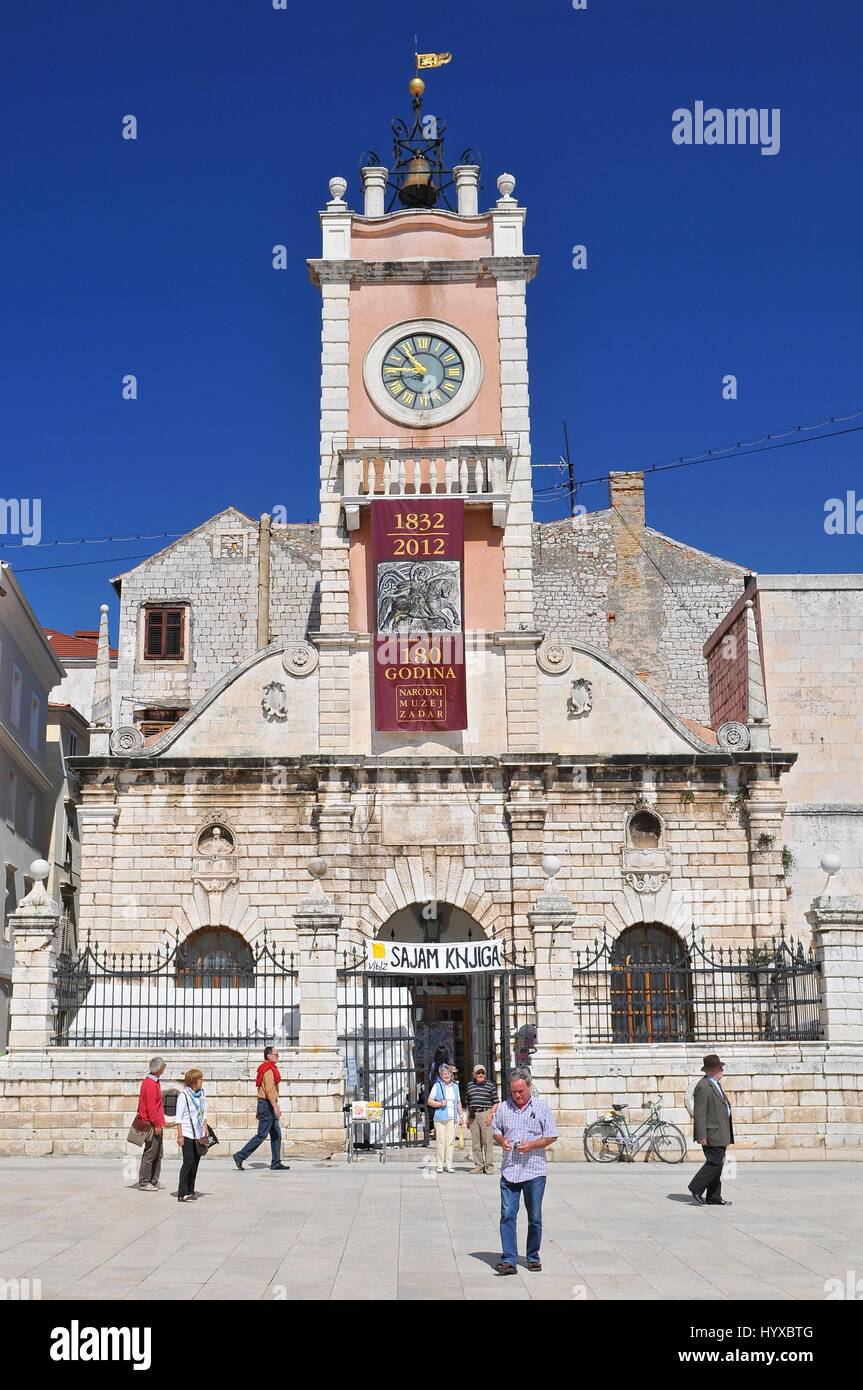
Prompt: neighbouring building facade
<box><xmin>0</xmin><ymin>563</ymin><xmax>67</xmax><ymax>1049</ymax></box>
<box><xmin>1</xmin><ymin>82</ymin><xmax>861</xmax><ymax>1158</ymax></box>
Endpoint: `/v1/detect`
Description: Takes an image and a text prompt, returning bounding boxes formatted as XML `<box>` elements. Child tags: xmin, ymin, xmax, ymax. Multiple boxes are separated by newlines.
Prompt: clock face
<box><xmin>381</xmin><ymin>333</ymin><xmax>465</xmax><ymax>413</ymax></box>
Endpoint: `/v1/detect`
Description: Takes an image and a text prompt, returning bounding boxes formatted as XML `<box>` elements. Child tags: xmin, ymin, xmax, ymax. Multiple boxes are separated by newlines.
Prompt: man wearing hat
<box><xmin>688</xmin><ymin>1053</ymin><xmax>734</xmax><ymax>1206</ymax></box>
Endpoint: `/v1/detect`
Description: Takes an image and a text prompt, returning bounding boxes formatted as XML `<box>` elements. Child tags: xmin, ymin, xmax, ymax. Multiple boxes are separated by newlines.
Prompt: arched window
<box><xmin>627</xmin><ymin>810</ymin><xmax>662</xmax><ymax>849</ymax></box>
<box><xmin>176</xmin><ymin>928</ymin><xmax>254</xmax><ymax>989</ymax></box>
<box><xmin>610</xmin><ymin>923</ymin><xmax>693</xmax><ymax>1042</ymax></box>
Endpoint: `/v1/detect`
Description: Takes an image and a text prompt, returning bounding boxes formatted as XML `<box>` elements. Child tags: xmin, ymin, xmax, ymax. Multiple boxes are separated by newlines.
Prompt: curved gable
<box><xmin>538</xmin><ymin>640</ymin><xmax>718</xmax><ymax>754</ymax></box>
<box><xmin>142</xmin><ymin>643</ymin><xmax>318</xmax><ymax>757</ymax></box>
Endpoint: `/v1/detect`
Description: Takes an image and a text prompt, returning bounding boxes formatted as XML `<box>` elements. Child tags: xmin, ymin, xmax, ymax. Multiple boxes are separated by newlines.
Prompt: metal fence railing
<box><xmin>573</xmin><ymin>927</ymin><xmax>821</xmax><ymax>1044</ymax></box>
<box><xmin>52</xmin><ymin>937</ymin><xmax>298</xmax><ymax>1048</ymax></box>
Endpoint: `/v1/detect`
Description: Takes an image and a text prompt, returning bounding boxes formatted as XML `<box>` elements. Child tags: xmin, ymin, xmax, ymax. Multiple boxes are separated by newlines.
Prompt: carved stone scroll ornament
<box><xmin>717</xmin><ymin>721</ymin><xmax>750</xmax><ymax>751</ymax></box>
<box><xmin>110</xmin><ymin>726</ymin><xmax>144</xmax><ymax>755</ymax></box>
<box><xmin>567</xmin><ymin>677</ymin><xmax>593</xmax><ymax>718</ymax></box>
<box><xmin>282</xmin><ymin>642</ymin><xmax>319</xmax><ymax>677</ymax></box>
<box><xmin>622</xmin><ymin>871</ymin><xmax>670</xmax><ymax>894</ymax></box>
<box><xmin>536</xmin><ymin>636</ymin><xmax>573</xmax><ymax>676</ymax></box>
<box><xmin>261</xmin><ymin>681</ymin><xmax>289</xmax><ymax>722</ymax></box>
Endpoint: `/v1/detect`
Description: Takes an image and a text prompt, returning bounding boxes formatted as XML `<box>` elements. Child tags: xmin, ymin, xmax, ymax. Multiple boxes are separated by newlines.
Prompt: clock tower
<box><xmin>308</xmin><ymin>76</ymin><xmax>539</xmax><ymax>754</ymax></box>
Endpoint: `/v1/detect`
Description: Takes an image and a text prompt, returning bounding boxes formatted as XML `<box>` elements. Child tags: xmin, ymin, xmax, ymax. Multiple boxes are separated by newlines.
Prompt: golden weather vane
<box><xmin>414</xmin><ymin>40</ymin><xmax>453</xmax><ymax>73</ymax></box>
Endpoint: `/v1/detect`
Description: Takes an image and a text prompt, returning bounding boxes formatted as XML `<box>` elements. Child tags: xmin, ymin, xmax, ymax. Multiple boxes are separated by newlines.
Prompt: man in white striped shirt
<box><xmin>492</xmin><ymin>1066</ymin><xmax>558</xmax><ymax>1274</ymax></box>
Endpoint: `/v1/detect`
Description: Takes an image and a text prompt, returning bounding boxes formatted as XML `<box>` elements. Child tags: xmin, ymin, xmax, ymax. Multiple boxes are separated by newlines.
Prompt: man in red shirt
<box><xmin>135</xmin><ymin>1057</ymin><xmax>167</xmax><ymax>1191</ymax></box>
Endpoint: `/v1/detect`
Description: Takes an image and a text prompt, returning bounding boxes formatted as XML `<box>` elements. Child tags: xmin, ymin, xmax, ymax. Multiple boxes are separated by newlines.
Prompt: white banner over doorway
<box><xmin>367</xmin><ymin>939</ymin><xmax>505</xmax><ymax>974</ymax></box>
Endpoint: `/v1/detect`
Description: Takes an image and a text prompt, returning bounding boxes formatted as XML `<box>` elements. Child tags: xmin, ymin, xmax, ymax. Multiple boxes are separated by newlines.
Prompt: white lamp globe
<box><xmin>541</xmin><ymin>854</ymin><xmax>563</xmax><ymax>879</ymax></box>
<box><xmin>820</xmin><ymin>853</ymin><xmax>841</xmax><ymax>878</ymax></box>
<box><xmin>29</xmin><ymin>859</ymin><xmax>50</xmax><ymax>881</ymax></box>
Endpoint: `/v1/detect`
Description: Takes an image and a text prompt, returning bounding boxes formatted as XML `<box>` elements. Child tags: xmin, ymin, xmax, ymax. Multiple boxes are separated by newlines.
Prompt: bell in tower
<box><xmin>360</xmin><ymin>74</ymin><xmax>481</xmax><ymax>214</ymax></box>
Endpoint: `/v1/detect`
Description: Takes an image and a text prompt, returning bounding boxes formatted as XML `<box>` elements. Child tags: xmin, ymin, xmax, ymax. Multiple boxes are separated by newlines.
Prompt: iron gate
<box><xmin>337</xmin><ymin>947</ymin><xmax>535</xmax><ymax>1149</ymax></box>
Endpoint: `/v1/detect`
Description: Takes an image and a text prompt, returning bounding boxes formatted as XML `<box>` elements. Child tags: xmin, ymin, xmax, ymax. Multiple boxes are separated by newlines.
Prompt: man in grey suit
<box><xmin>688</xmin><ymin>1053</ymin><xmax>734</xmax><ymax>1206</ymax></box>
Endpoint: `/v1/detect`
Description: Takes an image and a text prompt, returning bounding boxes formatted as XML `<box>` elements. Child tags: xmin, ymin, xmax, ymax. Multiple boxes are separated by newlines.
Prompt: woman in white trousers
<box><xmin>428</xmin><ymin>1064</ymin><xmax>465</xmax><ymax>1173</ymax></box>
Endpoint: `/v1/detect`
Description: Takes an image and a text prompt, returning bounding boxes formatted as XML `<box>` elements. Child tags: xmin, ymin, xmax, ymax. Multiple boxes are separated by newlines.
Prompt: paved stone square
<box><xmin>0</xmin><ymin>1156</ymin><xmax>861</xmax><ymax>1301</ymax></box>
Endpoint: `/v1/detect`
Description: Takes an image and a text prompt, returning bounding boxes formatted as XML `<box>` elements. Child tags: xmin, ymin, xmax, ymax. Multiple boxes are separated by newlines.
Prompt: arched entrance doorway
<box><xmin>379</xmin><ymin>905</ymin><xmax>487</xmax><ymax>1111</ymax></box>
<box><xmin>337</xmin><ymin>905</ymin><xmax>534</xmax><ymax>1149</ymax></box>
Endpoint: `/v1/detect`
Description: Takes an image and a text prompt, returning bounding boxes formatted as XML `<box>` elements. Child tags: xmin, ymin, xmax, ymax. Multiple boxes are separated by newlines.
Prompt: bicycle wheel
<box><xmin>651</xmin><ymin>1122</ymin><xmax>687</xmax><ymax>1163</ymax></box>
<box><xmin>583</xmin><ymin>1120</ymin><xmax>625</xmax><ymax>1163</ymax></box>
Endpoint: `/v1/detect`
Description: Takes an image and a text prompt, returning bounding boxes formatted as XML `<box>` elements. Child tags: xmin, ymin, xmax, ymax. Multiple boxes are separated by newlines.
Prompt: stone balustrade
<box><xmin>339</xmin><ymin>442</ymin><xmax>513</xmax><ymax>528</ymax></box>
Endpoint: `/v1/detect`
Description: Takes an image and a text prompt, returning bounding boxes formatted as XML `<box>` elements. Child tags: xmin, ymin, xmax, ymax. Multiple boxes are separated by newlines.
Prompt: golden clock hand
<box><xmin>401</xmin><ymin>347</ymin><xmax>426</xmax><ymax>373</ymax></box>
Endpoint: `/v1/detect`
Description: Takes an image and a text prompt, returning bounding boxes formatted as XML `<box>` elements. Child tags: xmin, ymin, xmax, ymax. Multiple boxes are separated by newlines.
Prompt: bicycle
<box><xmin>583</xmin><ymin>1099</ymin><xmax>687</xmax><ymax>1164</ymax></box>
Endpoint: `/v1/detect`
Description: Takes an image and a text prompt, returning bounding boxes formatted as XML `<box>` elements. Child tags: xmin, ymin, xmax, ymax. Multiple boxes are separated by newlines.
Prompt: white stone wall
<box><xmin>756</xmin><ymin>577</ymin><xmax>863</xmax><ymax>931</ymax></box>
<box><xmin>548</xmin><ymin>1043</ymin><xmax>863</xmax><ymax>1161</ymax></box>
<box><xmin>0</xmin><ymin>1048</ymin><xmax>344</xmax><ymax>1158</ymax></box>
<box><xmin>1</xmin><ymin>1043</ymin><xmax>858</xmax><ymax>1160</ymax></box>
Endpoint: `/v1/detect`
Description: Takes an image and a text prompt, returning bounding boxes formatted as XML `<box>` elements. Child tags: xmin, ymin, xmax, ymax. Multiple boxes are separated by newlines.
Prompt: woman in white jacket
<box><xmin>175</xmin><ymin>1067</ymin><xmax>209</xmax><ymax>1202</ymax></box>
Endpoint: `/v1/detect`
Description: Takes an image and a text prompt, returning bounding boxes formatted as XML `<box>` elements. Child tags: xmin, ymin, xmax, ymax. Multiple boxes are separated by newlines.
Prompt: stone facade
<box><xmin>706</xmin><ymin>575</ymin><xmax>863</xmax><ymax>935</ymax></box>
<box><xmin>112</xmin><ymin>511</ymin><xmax>320</xmax><ymax>728</ymax></box>
<box><xmin>2</xmin><ymin>101</ymin><xmax>861</xmax><ymax>1166</ymax></box>
<box><xmin>532</xmin><ymin>484</ymin><xmax>746</xmax><ymax>725</ymax></box>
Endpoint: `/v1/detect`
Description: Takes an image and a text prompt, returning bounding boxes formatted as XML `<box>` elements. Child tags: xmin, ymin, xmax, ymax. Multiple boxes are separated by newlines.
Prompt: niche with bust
<box><xmin>195</xmin><ymin>823</ymin><xmax>235</xmax><ymax>860</ymax></box>
<box><xmin>621</xmin><ymin>807</ymin><xmax>669</xmax><ymax>885</ymax></box>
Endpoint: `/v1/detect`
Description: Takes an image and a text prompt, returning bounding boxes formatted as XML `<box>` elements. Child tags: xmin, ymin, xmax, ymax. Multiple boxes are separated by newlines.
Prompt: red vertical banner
<box><xmin>371</xmin><ymin>498</ymin><xmax>467</xmax><ymax>732</ymax></box>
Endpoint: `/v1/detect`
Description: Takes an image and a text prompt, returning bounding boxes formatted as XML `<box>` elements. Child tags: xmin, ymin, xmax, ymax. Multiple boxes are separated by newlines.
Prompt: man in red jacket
<box><xmin>135</xmin><ymin>1057</ymin><xmax>167</xmax><ymax>1191</ymax></box>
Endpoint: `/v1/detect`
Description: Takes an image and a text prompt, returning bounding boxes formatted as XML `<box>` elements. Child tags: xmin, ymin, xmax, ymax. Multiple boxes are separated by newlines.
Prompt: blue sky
<box><xmin>2</xmin><ymin>0</ymin><xmax>861</xmax><ymax>635</ymax></box>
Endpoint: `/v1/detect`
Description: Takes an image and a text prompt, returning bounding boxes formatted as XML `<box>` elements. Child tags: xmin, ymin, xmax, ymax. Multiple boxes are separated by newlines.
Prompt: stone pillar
<box><xmin>89</xmin><ymin>601</ymin><xmax>113</xmax><ymax>753</ymax></box>
<box><xmin>76</xmin><ymin>801</ymin><xmax>120</xmax><ymax>945</ymax></box>
<box><xmin>361</xmin><ymin>165</ymin><xmax>388</xmax><ymax>217</ymax></box>
<box><xmin>453</xmin><ymin>164</ymin><xmax>480</xmax><ymax>216</ymax></box>
<box><xmin>745</xmin><ymin>774</ymin><xmax>786</xmax><ymax>938</ymax></box>
<box><xmin>288</xmin><ymin>866</ymin><xmax>345</xmax><ymax>1157</ymax></box>
<box><xmin>314</xmin><ymin>180</ymin><xmax>353</xmax><ymax>757</ymax></box>
<box><xmin>505</xmin><ymin>770</ymin><xmax>548</xmax><ymax>953</ymax></box>
<box><xmin>499</xmin><ymin>633</ymin><xmax>541</xmax><ymax>751</ymax></box>
<box><xmin>528</xmin><ymin>878</ymin><xmax>579</xmax><ymax>1159</ymax></box>
<box><xmin>807</xmin><ymin>895</ymin><xmax>863</xmax><ymax>1041</ymax></box>
<box><xmin>6</xmin><ymin>862</ymin><xmax>61</xmax><ymax>1052</ymax></box>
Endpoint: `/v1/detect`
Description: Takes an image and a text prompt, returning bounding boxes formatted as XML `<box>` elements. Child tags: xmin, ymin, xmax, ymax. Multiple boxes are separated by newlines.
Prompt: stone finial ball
<box><xmin>820</xmin><ymin>852</ymin><xmax>841</xmax><ymax>876</ymax></box>
<box><xmin>308</xmin><ymin>856</ymin><xmax>328</xmax><ymax>880</ymax></box>
<box><xmin>29</xmin><ymin>859</ymin><xmax>51</xmax><ymax>881</ymax></box>
<box><xmin>497</xmin><ymin>172</ymin><xmax>516</xmax><ymax>198</ymax></box>
<box><xmin>541</xmin><ymin>853</ymin><xmax>562</xmax><ymax>879</ymax></box>
<box><xmin>408</xmin><ymin>77</ymin><xmax>426</xmax><ymax>98</ymax></box>
<box><xmin>328</xmin><ymin>176</ymin><xmax>347</xmax><ymax>202</ymax></box>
